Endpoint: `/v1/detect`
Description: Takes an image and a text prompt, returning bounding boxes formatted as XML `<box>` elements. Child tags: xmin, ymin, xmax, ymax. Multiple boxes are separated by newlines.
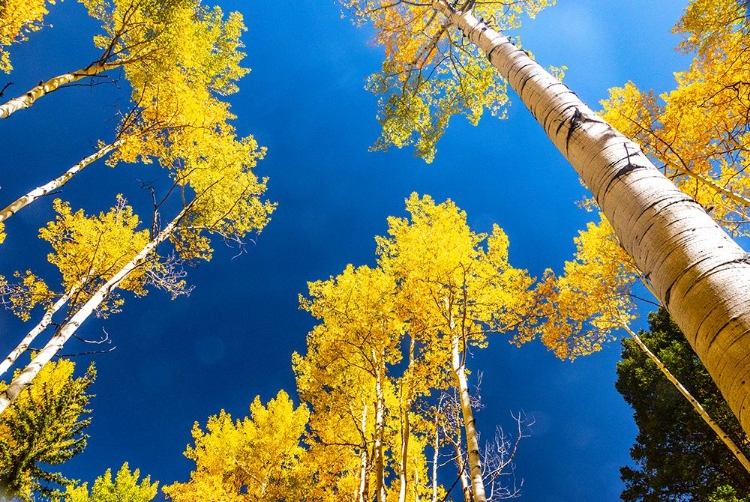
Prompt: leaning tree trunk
<box><xmin>0</xmin><ymin>61</ymin><xmax>121</xmax><ymax>119</ymax></box>
<box><xmin>0</xmin><ymin>141</ymin><xmax>121</xmax><ymax>225</ymax></box>
<box><xmin>622</xmin><ymin>324</ymin><xmax>750</xmax><ymax>475</ymax></box>
<box><xmin>432</xmin><ymin>0</ymin><xmax>750</xmax><ymax>435</ymax></box>
<box><xmin>0</xmin><ymin>207</ymin><xmax>186</xmax><ymax>415</ymax></box>
<box><xmin>450</xmin><ymin>331</ymin><xmax>486</xmax><ymax>501</ymax></box>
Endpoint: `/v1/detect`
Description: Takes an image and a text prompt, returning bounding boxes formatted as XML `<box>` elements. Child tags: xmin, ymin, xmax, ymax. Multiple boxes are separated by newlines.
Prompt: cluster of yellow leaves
<box><xmin>519</xmin><ymin>214</ymin><xmax>637</xmax><ymax>359</ymax></box>
<box><xmin>600</xmin><ymin>0</ymin><xmax>750</xmax><ymax>236</ymax></box>
<box><xmin>0</xmin><ymin>359</ymin><xmax>94</xmax><ymax>501</ymax></box>
<box><xmin>61</xmin><ymin>463</ymin><xmax>157</xmax><ymax>502</ymax></box>
<box><xmin>162</xmin><ymin>390</ymin><xmax>309</xmax><ymax>502</ymax></box>
<box><xmin>343</xmin><ymin>0</ymin><xmax>553</xmax><ymax>161</ymax></box>
<box><xmin>0</xmin><ymin>197</ymin><xmax>151</xmax><ymax>322</ymax></box>
<box><xmin>0</xmin><ymin>0</ymin><xmax>54</xmax><ymax>72</ymax></box>
<box><xmin>40</xmin><ymin>197</ymin><xmax>150</xmax><ymax>297</ymax></box>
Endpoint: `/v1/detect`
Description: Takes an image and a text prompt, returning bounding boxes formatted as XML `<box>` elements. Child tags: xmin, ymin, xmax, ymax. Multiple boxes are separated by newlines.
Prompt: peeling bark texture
<box><xmin>0</xmin><ymin>62</ymin><xmax>119</xmax><ymax>119</ymax></box>
<box><xmin>0</xmin><ymin>208</ymin><xmax>186</xmax><ymax>415</ymax></box>
<box><xmin>433</xmin><ymin>1</ymin><xmax>750</xmax><ymax>435</ymax></box>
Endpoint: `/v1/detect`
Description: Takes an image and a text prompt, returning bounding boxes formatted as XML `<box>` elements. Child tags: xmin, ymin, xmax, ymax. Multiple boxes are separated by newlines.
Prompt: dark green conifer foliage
<box><xmin>617</xmin><ymin>308</ymin><xmax>750</xmax><ymax>501</ymax></box>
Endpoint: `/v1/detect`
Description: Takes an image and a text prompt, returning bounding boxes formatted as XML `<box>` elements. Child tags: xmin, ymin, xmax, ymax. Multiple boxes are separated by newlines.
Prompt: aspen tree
<box><xmin>342</xmin><ymin>0</ymin><xmax>750</xmax><ymax>434</ymax></box>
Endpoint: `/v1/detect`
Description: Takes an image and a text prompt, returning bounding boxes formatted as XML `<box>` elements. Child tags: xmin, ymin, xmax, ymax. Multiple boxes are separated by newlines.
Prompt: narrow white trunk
<box><xmin>0</xmin><ymin>141</ymin><xmax>121</xmax><ymax>224</ymax></box>
<box><xmin>373</xmin><ymin>349</ymin><xmax>387</xmax><ymax>502</ymax></box>
<box><xmin>0</xmin><ymin>291</ymin><xmax>71</xmax><ymax>378</ymax></box>
<box><xmin>434</xmin><ymin>1</ymin><xmax>750</xmax><ymax>434</ymax></box>
<box><xmin>359</xmin><ymin>404</ymin><xmax>369</xmax><ymax>502</ymax></box>
<box><xmin>451</xmin><ymin>333</ymin><xmax>486</xmax><ymax>502</ymax></box>
<box><xmin>431</xmin><ymin>410</ymin><xmax>440</xmax><ymax>502</ymax></box>
<box><xmin>0</xmin><ymin>62</ymin><xmax>120</xmax><ymax>119</ymax></box>
<box><xmin>0</xmin><ymin>208</ymin><xmax>185</xmax><ymax>414</ymax></box>
<box><xmin>624</xmin><ymin>325</ymin><xmax>750</xmax><ymax>476</ymax></box>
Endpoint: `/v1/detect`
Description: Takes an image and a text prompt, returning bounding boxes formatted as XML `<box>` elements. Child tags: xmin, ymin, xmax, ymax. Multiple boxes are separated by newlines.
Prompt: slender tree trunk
<box><xmin>399</xmin><ymin>337</ymin><xmax>416</xmax><ymax>502</ymax></box>
<box><xmin>453</xmin><ymin>429</ymin><xmax>472</xmax><ymax>502</ymax></box>
<box><xmin>432</xmin><ymin>0</ymin><xmax>750</xmax><ymax>435</ymax></box>
<box><xmin>359</xmin><ymin>403</ymin><xmax>370</xmax><ymax>502</ymax></box>
<box><xmin>0</xmin><ymin>141</ymin><xmax>121</xmax><ymax>224</ymax></box>
<box><xmin>451</xmin><ymin>332</ymin><xmax>486</xmax><ymax>502</ymax></box>
<box><xmin>0</xmin><ymin>291</ymin><xmax>71</xmax><ymax>378</ymax></box>
<box><xmin>623</xmin><ymin>324</ymin><xmax>750</xmax><ymax>476</ymax></box>
<box><xmin>0</xmin><ymin>208</ymin><xmax>186</xmax><ymax>414</ymax></box>
<box><xmin>373</xmin><ymin>349</ymin><xmax>387</xmax><ymax>502</ymax></box>
<box><xmin>431</xmin><ymin>406</ymin><xmax>440</xmax><ymax>502</ymax></box>
<box><xmin>0</xmin><ymin>62</ymin><xmax>121</xmax><ymax>119</ymax></box>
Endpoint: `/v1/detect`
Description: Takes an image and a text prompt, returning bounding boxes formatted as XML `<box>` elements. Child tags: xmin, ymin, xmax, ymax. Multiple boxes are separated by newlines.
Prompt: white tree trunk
<box><xmin>433</xmin><ymin>1</ymin><xmax>750</xmax><ymax>434</ymax></box>
<box><xmin>0</xmin><ymin>291</ymin><xmax>71</xmax><ymax>378</ymax></box>
<box><xmin>0</xmin><ymin>141</ymin><xmax>121</xmax><ymax>224</ymax></box>
<box><xmin>358</xmin><ymin>403</ymin><xmax>369</xmax><ymax>502</ymax></box>
<box><xmin>0</xmin><ymin>208</ymin><xmax>185</xmax><ymax>414</ymax></box>
<box><xmin>623</xmin><ymin>325</ymin><xmax>750</xmax><ymax>476</ymax></box>
<box><xmin>451</xmin><ymin>333</ymin><xmax>486</xmax><ymax>502</ymax></box>
<box><xmin>0</xmin><ymin>62</ymin><xmax>120</xmax><ymax>119</ymax></box>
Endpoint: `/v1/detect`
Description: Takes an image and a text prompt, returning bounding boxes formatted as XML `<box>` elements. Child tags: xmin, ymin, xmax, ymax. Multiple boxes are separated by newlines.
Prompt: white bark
<box><xmin>451</xmin><ymin>332</ymin><xmax>486</xmax><ymax>502</ymax></box>
<box><xmin>0</xmin><ymin>141</ymin><xmax>121</xmax><ymax>224</ymax></box>
<box><xmin>433</xmin><ymin>1</ymin><xmax>750</xmax><ymax>434</ymax></box>
<box><xmin>0</xmin><ymin>291</ymin><xmax>70</xmax><ymax>378</ymax></box>
<box><xmin>359</xmin><ymin>403</ymin><xmax>369</xmax><ymax>502</ymax></box>
<box><xmin>0</xmin><ymin>62</ymin><xmax>120</xmax><ymax>119</ymax></box>
<box><xmin>624</xmin><ymin>325</ymin><xmax>750</xmax><ymax>476</ymax></box>
<box><xmin>0</xmin><ymin>208</ymin><xmax>185</xmax><ymax>414</ymax></box>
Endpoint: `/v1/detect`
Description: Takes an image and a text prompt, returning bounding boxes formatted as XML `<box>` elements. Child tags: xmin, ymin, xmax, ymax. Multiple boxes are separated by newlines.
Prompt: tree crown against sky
<box><xmin>0</xmin><ymin>0</ymin><xmax>748</xmax><ymax>498</ymax></box>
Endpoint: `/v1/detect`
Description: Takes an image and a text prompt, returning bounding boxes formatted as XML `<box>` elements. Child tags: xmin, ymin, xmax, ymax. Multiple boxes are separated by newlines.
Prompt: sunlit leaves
<box><xmin>62</xmin><ymin>463</ymin><xmax>158</xmax><ymax>502</ymax></box>
<box><xmin>344</xmin><ymin>0</ymin><xmax>554</xmax><ymax>161</ymax></box>
<box><xmin>519</xmin><ymin>214</ymin><xmax>637</xmax><ymax>360</ymax></box>
<box><xmin>0</xmin><ymin>0</ymin><xmax>54</xmax><ymax>72</ymax></box>
<box><xmin>600</xmin><ymin>0</ymin><xmax>750</xmax><ymax>236</ymax></box>
<box><xmin>162</xmin><ymin>390</ymin><xmax>309</xmax><ymax>502</ymax></box>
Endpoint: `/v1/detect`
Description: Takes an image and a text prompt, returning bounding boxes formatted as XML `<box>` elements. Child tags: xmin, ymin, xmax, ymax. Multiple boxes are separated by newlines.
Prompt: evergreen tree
<box><xmin>616</xmin><ymin>308</ymin><xmax>750</xmax><ymax>501</ymax></box>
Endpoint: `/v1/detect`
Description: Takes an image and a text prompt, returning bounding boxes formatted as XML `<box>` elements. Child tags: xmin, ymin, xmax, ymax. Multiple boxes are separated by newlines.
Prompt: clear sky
<box><xmin>0</xmin><ymin>0</ymin><xmax>691</xmax><ymax>500</ymax></box>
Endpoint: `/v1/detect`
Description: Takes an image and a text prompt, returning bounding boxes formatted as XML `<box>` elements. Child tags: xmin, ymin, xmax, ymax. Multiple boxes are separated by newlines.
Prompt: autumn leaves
<box><xmin>176</xmin><ymin>193</ymin><xmax>626</xmax><ymax>501</ymax></box>
<box><xmin>0</xmin><ymin>0</ymin><xmax>273</xmax><ymax>413</ymax></box>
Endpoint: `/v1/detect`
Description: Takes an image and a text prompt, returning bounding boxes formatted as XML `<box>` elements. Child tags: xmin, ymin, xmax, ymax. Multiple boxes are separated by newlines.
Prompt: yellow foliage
<box><xmin>600</xmin><ymin>0</ymin><xmax>750</xmax><ymax>236</ymax></box>
<box><xmin>343</xmin><ymin>0</ymin><xmax>554</xmax><ymax>161</ymax></box>
<box><xmin>39</xmin><ymin>196</ymin><xmax>151</xmax><ymax>301</ymax></box>
<box><xmin>0</xmin><ymin>358</ymin><xmax>94</xmax><ymax>500</ymax></box>
<box><xmin>162</xmin><ymin>390</ymin><xmax>309</xmax><ymax>501</ymax></box>
<box><xmin>519</xmin><ymin>214</ymin><xmax>637</xmax><ymax>359</ymax></box>
<box><xmin>0</xmin><ymin>0</ymin><xmax>54</xmax><ymax>72</ymax></box>
<box><xmin>62</xmin><ymin>462</ymin><xmax>157</xmax><ymax>502</ymax></box>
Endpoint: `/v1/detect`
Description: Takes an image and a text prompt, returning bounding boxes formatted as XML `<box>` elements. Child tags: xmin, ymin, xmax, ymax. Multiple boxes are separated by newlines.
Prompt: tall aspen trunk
<box><xmin>431</xmin><ymin>409</ymin><xmax>440</xmax><ymax>502</ymax></box>
<box><xmin>0</xmin><ymin>208</ymin><xmax>186</xmax><ymax>414</ymax></box>
<box><xmin>0</xmin><ymin>141</ymin><xmax>121</xmax><ymax>224</ymax></box>
<box><xmin>399</xmin><ymin>337</ymin><xmax>416</xmax><ymax>502</ymax></box>
<box><xmin>451</xmin><ymin>332</ymin><xmax>486</xmax><ymax>502</ymax></box>
<box><xmin>0</xmin><ymin>290</ymin><xmax>72</xmax><ymax>378</ymax></box>
<box><xmin>0</xmin><ymin>62</ymin><xmax>121</xmax><ymax>119</ymax></box>
<box><xmin>453</xmin><ymin>430</ymin><xmax>472</xmax><ymax>502</ymax></box>
<box><xmin>432</xmin><ymin>1</ymin><xmax>750</xmax><ymax>435</ymax></box>
<box><xmin>373</xmin><ymin>349</ymin><xmax>387</xmax><ymax>502</ymax></box>
<box><xmin>359</xmin><ymin>403</ymin><xmax>370</xmax><ymax>502</ymax></box>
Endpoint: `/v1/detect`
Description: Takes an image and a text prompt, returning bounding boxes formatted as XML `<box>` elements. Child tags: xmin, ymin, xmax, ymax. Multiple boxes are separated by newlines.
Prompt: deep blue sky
<box><xmin>0</xmin><ymin>1</ymin><xmax>690</xmax><ymax>500</ymax></box>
